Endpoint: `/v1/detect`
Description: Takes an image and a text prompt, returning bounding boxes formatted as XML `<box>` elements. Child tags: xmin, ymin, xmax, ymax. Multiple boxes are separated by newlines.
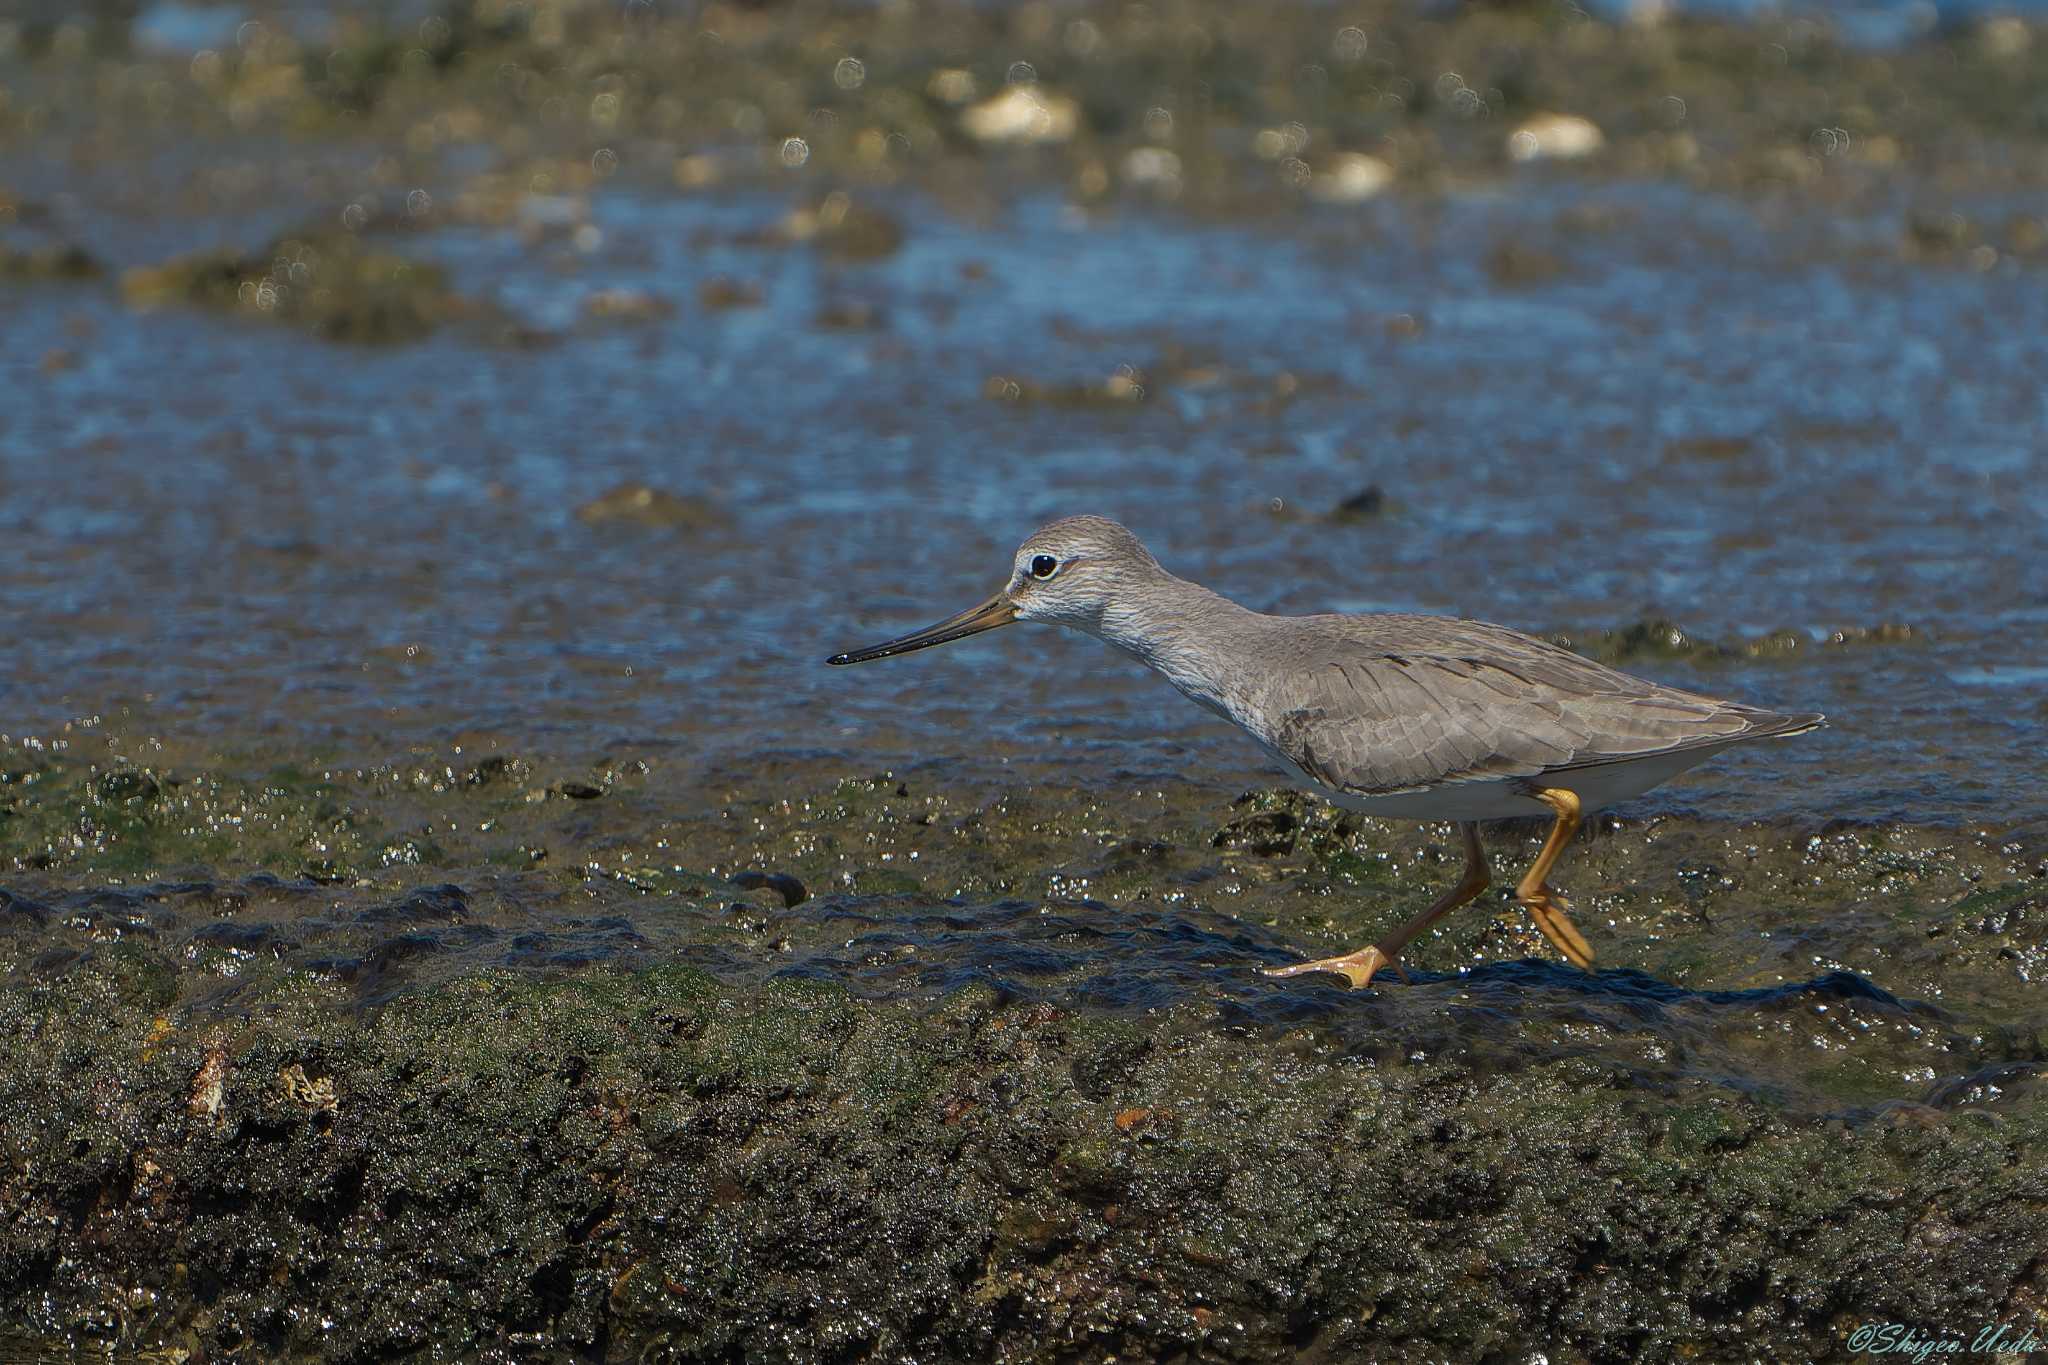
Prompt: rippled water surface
<box><xmin>3</xmin><ymin>177</ymin><xmax>2043</xmax><ymax>826</ymax></box>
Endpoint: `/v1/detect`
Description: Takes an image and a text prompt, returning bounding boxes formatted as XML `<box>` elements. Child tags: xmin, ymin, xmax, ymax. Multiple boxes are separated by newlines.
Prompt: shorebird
<box><xmin>827</xmin><ymin>516</ymin><xmax>1822</xmax><ymax>988</ymax></box>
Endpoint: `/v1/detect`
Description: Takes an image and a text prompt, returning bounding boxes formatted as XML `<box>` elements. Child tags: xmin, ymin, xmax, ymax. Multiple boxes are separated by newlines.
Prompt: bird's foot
<box><xmin>1516</xmin><ymin>884</ymin><xmax>1595</xmax><ymax>970</ymax></box>
<box><xmin>1263</xmin><ymin>943</ymin><xmax>1410</xmax><ymax>989</ymax></box>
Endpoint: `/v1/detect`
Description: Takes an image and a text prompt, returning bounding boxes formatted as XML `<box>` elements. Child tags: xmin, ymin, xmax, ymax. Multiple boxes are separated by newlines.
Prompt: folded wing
<box><xmin>1254</xmin><ymin>624</ymin><xmax>1818</xmax><ymax>797</ymax></box>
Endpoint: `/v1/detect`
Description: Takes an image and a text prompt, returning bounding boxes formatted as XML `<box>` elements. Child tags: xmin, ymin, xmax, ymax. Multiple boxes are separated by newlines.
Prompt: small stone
<box><xmin>927</xmin><ymin>68</ymin><xmax>978</xmax><ymax>105</ymax></box>
<box><xmin>815</xmin><ymin>300</ymin><xmax>884</xmax><ymax>331</ymax></box>
<box><xmin>1486</xmin><ymin>239</ymin><xmax>1565</xmax><ymax>287</ymax></box>
<box><xmin>730</xmin><ymin>871</ymin><xmax>809</xmax><ymax>908</ymax></box>
<box><xmin>0</xmin><ymin>241</ymin><xmax>101</xmax><ymax>281</ymax></box>
<box><xmin>1310</xmin><ymin>153</ymin><xmax>1394</xmax><ymax>203</ymax></box>
<box><xmin>1508</xmin><ymin>113</ymin><xmax>1605</xmax><ymax>163</ymax></box>
<box><xmin>961</xmin><ymin>86</ymin><xmax>1079</xmax><ymax>144</ymax></box>
<box><xmin>781</xmin><ymin>193</ymin><xmax>903</xmax><ymax>260</ymax></box>
<box><xmin>581</xmin><ymin>289</ymin><xmax>674</xmax><ymax>324</ymax></box>
<box><xmin>1122</xmin><ymin>147</ymin><xmax>1182</xmax><ymax>191</ymax></box>
<box><xmin>698</xmin><ymin>276</ymin><xmax>764</xmax><ymax>310</ymax></box>
<box><xmin>574</xmin><ymin>484</ymin><xmax>719</xmax><ymax>531</ymax></box>
<box><xmin>1332</xmin><ymin>486</ymin><xmax>1386</xmax><ymax>522</ymax></box>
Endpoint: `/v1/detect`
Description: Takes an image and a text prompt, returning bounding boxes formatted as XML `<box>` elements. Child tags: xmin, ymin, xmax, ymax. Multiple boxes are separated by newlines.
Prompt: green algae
<box><xmin>1549</xmin><ymin>616</ymin><xmax>1928</xmax><ymax>667</ymax></box>
<box><xmin>2</xmin><ymin>955</ymin><xmax>2043</xmax><ymax>1361</ymax></box>
<box><xmin>0</xmin><ymin>756</ymin><xmax>390</xmax><ymax>882</ymax></box>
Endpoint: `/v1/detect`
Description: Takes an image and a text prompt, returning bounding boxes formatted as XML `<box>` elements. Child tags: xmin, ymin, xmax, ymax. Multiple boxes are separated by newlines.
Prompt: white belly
<box><xmin>1273</xmin><ymin>744</ymin><xmax>1733</xmax><ymax>822</ymax></box>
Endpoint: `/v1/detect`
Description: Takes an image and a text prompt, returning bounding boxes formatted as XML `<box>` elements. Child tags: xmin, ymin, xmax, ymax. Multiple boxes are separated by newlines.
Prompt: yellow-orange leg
<box><xmin>1516</xmin><ymin>788</ymin><xmax>1596</xmax><ymax>969</ymax></box>
<box><xmin>1265</xmin><ymin>822</ymin><xmax>1490</xmax><ymax>988</ymax></box>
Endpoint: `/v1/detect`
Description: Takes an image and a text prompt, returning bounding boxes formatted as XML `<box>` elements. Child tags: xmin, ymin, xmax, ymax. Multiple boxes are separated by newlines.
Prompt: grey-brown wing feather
<box><xmin>1253</xmin><ymin>618</ymin><xmax>1820</xmax><ymax>796</ymax></box>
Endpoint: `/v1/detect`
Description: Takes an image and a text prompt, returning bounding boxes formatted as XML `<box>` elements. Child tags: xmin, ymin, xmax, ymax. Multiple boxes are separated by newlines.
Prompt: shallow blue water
<box><xmin>0</xmin><ymin>173</ymin><xmax>2042</xmax><ymax>825</ymax></box>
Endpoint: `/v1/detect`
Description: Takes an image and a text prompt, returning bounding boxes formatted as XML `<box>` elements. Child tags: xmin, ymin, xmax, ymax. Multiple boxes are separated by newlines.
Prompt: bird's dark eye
<box><xmin>1029</xmin><ymin>554</ymin><xmax>1060</xmax><ymax>580</ymax></box>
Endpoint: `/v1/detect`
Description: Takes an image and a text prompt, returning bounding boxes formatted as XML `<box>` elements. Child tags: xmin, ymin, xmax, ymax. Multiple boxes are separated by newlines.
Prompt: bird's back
<box><xmin>1233</xmin><ymin>612</ymin><xmax>1821</xmax><ymax>799</ymax></box>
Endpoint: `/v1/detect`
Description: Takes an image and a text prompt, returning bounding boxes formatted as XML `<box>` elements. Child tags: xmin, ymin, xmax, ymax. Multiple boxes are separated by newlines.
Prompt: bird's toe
<box><xmin>1263</xmin><ymin>944</ymin><xmax>1408</xmax><ymax>989</ymax></box>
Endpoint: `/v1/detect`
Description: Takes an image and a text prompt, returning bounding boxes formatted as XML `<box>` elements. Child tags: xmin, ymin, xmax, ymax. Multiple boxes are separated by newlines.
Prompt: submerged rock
<box><xmin>0</xmin><ymin>241</ymin><xmax>101</xmax><ymax>281</ymax></box>
<box><xmin>580</xmin><ymin>288</ymin><xmax>675</xmax><ymax>325</ymax></box>
<box><xmin>983</xmin><ymin>367</ymin><xmax>1148</xmax><ymax>407</ymax></box>
<box><xmin>573</xmin><ymin>484</ymin><xmax>719</xmax><ymax>531</ymax></box>
<box><xmin>780</xmin><ymin>193</ymin><xmax>905</xmax><ymax>260</ymax></box>
<box><xmin>1554</xmin><ymin>617</ymin><xmax>1927</xmax><ymax>666</ymax></box>
<box><xmin>0</xmin><ymin>743</ymin><xmax>2044</xmax><ymax>1358</ymax></box>
<box><xmin>698</xmin><ymin>276</ymin><xmax>765</xmax><ymax>310</ymax></box>
<box><xmin>1330</xmin><ymin>485</ymin><xmax>1387</xmax><ymax>522</ymax></box>
<box><xmin>121</xmin><ymin>231</ymin><xmax>461</xmax><ymax>344</ymax></box>
<box><xmin>1485</xmin><ymin>238</ymin><xmax>1567</xmax><ymax>287</ymax></box>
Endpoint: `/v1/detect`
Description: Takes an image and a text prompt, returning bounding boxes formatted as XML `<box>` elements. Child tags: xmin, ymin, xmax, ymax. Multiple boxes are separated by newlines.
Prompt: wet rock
<box><xmin>0</xmin><ymin>889</ymin><xmax>50</xmax><ymax>927</ymax></box>
<box><xmin>187</xmin><ymin>920</ymin><xmax>279</xmax><ymax>954</ymax></box>
<box><xmin>673</xmin><ymin>152</ymin><xmax>723</xmax><ymax>189</ymax></box>
<box><xmin>729</xmin><ymin>870</ymin><xmax>808</xmax><ymax>908</ymax></box>
<box><xmin>781</xmin><ymin>193</ymin><xmax>904</xmax><ymax>260</ymax></box>
<box><xmin>90</xmin><ymin>767</ymin><xmax>161</xmax><ymax>807</ymax></box>
<box><xmin>1330</xmin><ymin>485</ymin><xmax>1386</xmax><ymax>522</ymax></box>
<box><xmin>1122</xmin><ymin>147</ymin><xmax>1183</xmax><ymax>195</ymax></box>
<box><xmin>2</xmin><ymin>739</ymin><xmax>2047</xmax><ymax>1357</ymax></box>
<box><xmin>0</xmin><ymin>241</ymin><xmax>101</xmax><ymax>281</ymax></box>
<box><xmin>1213</xmin><ymin>806</ymin><xmax>1298</xmax><ymax>856</ymax></box>
<box><xmin>580</xmin><ymin>288</ymin><xmax>674</xmax><ymax>325</ymax></box>
<box><xmin>1906</xmin><ymin>209</ymin><xmax>1974</xmax><ymax>254</ymax></box>
<box><xmin>926</xmin><ymin>68</ymin><xmax>978</xmax><ymax>105</ymax></box>
<box><xmin>464</xmin><ymin>755</ymin><xmax>531</xmax><ymax>788</ymax></box>
<box><xmin>1485</xmin><ymin>238</ymin><xmax>1566</xmax><ymax>287</ymax></box>
<box><xmin>814</xmin><ymin>299</ymin><xmax>885</xmax><ymax>331</ymax></box>
<box><xmin>0</xmin><ymin>189</ymin><xmax>35</xmax><ymax>225</ymax></box>
<box><xmin>358</xmin><ymin>884</ymin><xmax>469</xmax><ymax>926</ymax></box>
<box><xmin>1825</xmin><ymin>623</ymin><xmax>1922</xmax><ymax>648</ymax></box>
<box><xmin>121</xmin><ymin>231</ymin><xmax>461</xmax><ymax>344</ymax></box>
<box><xmin>572</xmin><ymin>484</ymin><xmax>719</xmax><ymax>531</ymax></box>
<box><xmin>1924</xmin><ymin>1060</ymin><xmax>2043</xmax><ymax>1108</ymax></box>
<box><xmin>1</xmin><ymin>967</ymin><xmax>2042</xmax><ymax>1362</ymax></box>
<box><xmin>697</xmin><ymin>276</ymin><xmax>764</xmax><ymax>310</ymax></box>
<box><xmin>983</xmin><ymin>367</ymin><xmax>1147</xmax><ymax>407</ymax></box>
<box><xmin>960</xmin><ymin>86</ymin><xmax>1080</xmax><ymax>144</ymax></box>
<box><xmin>1661</xmin><ymin>434</ymin><xmax>1755</xmax><ymax>461</ymax></box>
<box><xmin>1553</xmin><ymin>618</ymin><xmax>1925</xmax><ymax>666</ymax></box>
<box><xmin>1565</xmin><ymin>616</ymin><xmax>1720</xmax><ymax>663</ymax></box>
<box><xmin>1309</xmin><ymin>153</ymin><xmax>1394</xmax><ymax>203</ymax></box>
<box><xmin>1976</xmin><ymin>15</ymin><xmax>2033</xmax><ymax>60</ymax></box>
<box><xmin>2004</xmin><ymin>215</ymin><xmax>2048</xmax><ymax>258</ymax></box>
<box><xmin>1507</xmin><ymin>113</ymin><xmax>1605</xmax><ymax>163</ymax></box>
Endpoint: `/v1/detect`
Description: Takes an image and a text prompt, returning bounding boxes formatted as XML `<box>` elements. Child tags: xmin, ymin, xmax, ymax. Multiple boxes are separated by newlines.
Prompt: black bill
<box><xmin>827</xmin><ymin>593</ymin><xmax>1019</xmax><ymax>665</ymax></box>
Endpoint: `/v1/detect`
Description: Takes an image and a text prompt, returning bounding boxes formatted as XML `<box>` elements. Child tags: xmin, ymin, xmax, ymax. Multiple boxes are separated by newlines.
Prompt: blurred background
<box><xmin>0</xmin><ymin>0</ymin><xmax>2043</xmax><ymax>828</ymax></box>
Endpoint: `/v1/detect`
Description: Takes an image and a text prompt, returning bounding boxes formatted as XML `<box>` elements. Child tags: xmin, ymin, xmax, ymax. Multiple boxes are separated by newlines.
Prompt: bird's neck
<box><xmin>1093</xmin><ymin>572</ymin><xmax>1263</xmax><ymax>713</ymax></box>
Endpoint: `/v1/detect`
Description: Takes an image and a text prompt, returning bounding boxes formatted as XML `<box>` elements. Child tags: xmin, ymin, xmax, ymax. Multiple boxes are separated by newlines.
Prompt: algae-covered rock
<box><xmin>0</xmin><ymin>241</ymin><xmax>101</xmax><ymax>282</ymax></box>
<box><xmin>573</xmin><ymin>483</ymin><xmax>720</xmax><ymax>531</ymax></box>
<box><xmin>2</xmin><ymin>744</ymin><xmax>2046</xmax><ymax>1359</ymax></box>
<box><xmin>121</xmin><ymin>231</ymin><xmax>461</xmax><ymax>343</ymax></box>
<box><xmin>780</xmin><ymin>192</ymin><xmax>906</xmax><ymax>261</ymax></box>
<box><xmin>1552</xmin><ymin>617</ymin><xmax>1926</xmax><ymax>666</ymax></box>
<box><xmin>0</xmin><ymin>965</ymin><xmax>2043</xmax><ymax>1362</ymax></box>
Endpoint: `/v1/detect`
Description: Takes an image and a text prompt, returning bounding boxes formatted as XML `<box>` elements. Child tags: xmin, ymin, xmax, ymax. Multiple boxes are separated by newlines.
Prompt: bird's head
<box><xmin>826</xmin><ymin>515</ymin><xmax>1160</xmax><ymax>665</ymax></box>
